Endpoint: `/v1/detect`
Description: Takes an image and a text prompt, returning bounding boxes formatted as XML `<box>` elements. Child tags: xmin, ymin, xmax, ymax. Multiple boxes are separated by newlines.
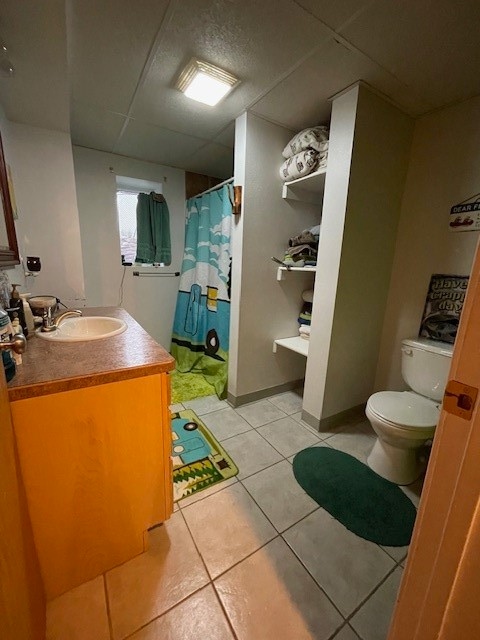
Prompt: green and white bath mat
<box><xmin>293</xmin><ymin>447</ymin><xmax>417</xmax><ymax>546</ymax></box>
<box><xmin>171</xmin><ymin>409</ymin><xmax>238</xmax><ymax>502</ymax></box>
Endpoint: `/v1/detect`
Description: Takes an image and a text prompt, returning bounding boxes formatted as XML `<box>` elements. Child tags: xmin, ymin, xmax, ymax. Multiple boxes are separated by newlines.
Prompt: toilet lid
<box><xmin>367</xmin><ymin>391</ymin><xmax>439</xmax><ymax>428</ymax></box>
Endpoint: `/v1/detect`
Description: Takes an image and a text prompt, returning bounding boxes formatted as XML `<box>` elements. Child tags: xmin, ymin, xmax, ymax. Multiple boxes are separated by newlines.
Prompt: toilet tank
<box><xmin>401</xmin><ymin>338</ymin><xmax>453</xmax><ymax>401</ymax></box>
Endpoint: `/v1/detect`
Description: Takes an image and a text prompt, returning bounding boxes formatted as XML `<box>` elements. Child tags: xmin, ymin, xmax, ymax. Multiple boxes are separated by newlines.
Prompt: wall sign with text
<box><xmin>419</xmin><ymin>274</ymin><xmax>469</xmax><ymax>344</ymax></box>
<box><xmin>449</xmin><ymin>198</ymin><xmax>480</xmax><ymax>232</ymax></box>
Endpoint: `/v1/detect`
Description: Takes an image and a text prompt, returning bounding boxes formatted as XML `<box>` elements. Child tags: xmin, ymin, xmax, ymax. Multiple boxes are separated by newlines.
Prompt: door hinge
<box><xmin>443</xmin><ymin>380</ymin><xmax>478</xmax><ymax>420</ymax></box>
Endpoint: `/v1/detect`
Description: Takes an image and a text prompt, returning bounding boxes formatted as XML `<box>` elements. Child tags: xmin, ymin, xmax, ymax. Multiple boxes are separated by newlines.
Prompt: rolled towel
<box><xmin>279</xmin><ymin>149</ymin><xmax>318</xmax><ymax>182</ymax></box>
<box><xmin>302</xmin><ymin>289</ymin><xmax>314</xmax><ymax>303</ymax></box>
<box><xmin>299</xmin><ymin>325</ymin><xmax>311</xmax><ymax>339</ymax></box>
<box><xmin>282</xmin><ymin>126</ymin><xmax>329</xmax><ymax>159</ymax></box>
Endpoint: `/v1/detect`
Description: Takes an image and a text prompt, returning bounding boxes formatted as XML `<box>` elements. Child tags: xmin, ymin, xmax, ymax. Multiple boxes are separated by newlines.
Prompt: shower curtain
<box><xmin>171</xmin><ymin>183</ymin><xmax>232</xmax><ymax>398</ymax></box>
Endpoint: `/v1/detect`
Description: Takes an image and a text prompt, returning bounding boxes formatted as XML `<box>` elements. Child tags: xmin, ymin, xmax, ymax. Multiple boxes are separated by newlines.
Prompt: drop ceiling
<box><xmin>1</xmin><ymin>0</ymin><xmax>480</xmax><ymax>178</ymax></box>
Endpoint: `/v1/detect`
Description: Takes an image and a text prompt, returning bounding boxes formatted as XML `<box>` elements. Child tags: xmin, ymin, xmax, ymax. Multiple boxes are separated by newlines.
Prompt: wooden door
<box><xmin>0</xmin><ymin>364</ymin><xmax>45</xmax><ymax>639</ymax></box>
<box><xmin>388</xmin><ymin>240</ymin><xmax>480</xmax><ymax>639</ymax></box>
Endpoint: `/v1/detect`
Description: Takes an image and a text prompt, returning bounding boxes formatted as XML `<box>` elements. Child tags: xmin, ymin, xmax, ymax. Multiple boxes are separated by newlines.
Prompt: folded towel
<box><xmin>283</xmin><ymin>254</ymin><xmax>305</xmax><ymax>267</ymax></box>
<box><xmin>289</xmin><ymin>230</ymin><xmax>317</xmax><ymax>247</ymax></box>
<box><xmin>299</xmin><ymin>325</ymin><xmax>311</xmax><ymax>340</ymax></box>
<box><xmin>282</xmin><ymin>126</ymin><xmax>329</xmax><ymax>159</ymax></box>
<box><xmin>279</xmin><ymin>149</ymin><xmax>318</xmax><ymax>182</ymax></box>
<box><xmin>298</xmin><ymin>301</ymin><xmax>312</xmax><ymax>326</ymax></box>
<box><xmin>288</xmin><ymin>244</ymin><xmax>317</xmax><ymax>258</ymax></box>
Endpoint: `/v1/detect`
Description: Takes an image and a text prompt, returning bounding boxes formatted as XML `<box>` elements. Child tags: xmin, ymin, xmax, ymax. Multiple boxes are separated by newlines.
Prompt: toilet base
<box><xmin>367</xmin><ymin>438</ymin><xmax>425</xmax><ymax>485</ymax></box>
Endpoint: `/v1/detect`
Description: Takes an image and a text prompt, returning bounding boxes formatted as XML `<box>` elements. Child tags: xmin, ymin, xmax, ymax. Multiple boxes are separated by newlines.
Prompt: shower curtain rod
<box><xmin>195</xmin><ymin>176</ymin><xmax>234</xmax><ymax>198</ymax></box>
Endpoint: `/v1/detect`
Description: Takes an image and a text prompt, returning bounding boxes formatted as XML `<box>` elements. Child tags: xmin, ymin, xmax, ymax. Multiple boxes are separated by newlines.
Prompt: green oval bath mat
<box><xmin>292</xmin><ymin>447</ymin><xmax>417</xmax><ymax>546</ymax></box>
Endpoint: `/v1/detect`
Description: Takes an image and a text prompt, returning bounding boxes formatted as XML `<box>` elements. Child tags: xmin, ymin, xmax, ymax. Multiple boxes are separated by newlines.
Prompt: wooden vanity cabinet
<box><xmin>10</xmin><ymin>371</ymin><xmax>173</xmax><ymax>600</ymax></box>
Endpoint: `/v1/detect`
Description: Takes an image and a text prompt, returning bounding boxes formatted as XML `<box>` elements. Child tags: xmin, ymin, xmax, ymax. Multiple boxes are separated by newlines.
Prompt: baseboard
<box><xmin>301</xmin><ymin>403</ymin><xmax>366</xmax><ymax>432</ymax></box>
<box><xmin>227</xmin><ymin>379</ymin><xmax>304</xmax><ymax>407</ymax></box>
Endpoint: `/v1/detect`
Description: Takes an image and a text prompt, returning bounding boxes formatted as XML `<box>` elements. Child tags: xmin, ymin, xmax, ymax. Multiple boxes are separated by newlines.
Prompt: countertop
<box><xmin>8</xmin><ymin>307</ymin><xmax>175</xmax><ymax>401</ymax></box>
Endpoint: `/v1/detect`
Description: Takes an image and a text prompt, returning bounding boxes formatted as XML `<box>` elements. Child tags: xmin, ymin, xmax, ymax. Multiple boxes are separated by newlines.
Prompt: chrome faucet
<box><xmin>42</xmin><ymin>308</ymin><xmax>82</xmax><ymax>332</ymax></box>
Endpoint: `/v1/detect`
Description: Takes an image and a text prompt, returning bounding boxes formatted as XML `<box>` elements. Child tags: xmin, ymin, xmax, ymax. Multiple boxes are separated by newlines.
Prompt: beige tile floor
<box><xmin>47</xmin><ymin>390</ymin><xmax>422</xmax><ymax>640</ymax></box>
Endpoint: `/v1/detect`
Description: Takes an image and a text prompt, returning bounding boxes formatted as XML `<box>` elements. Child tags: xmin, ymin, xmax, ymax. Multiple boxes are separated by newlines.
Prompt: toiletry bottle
<box><xmin>20</xmin><ymin>293</ymin><xmax>35</xmax><ymax>335</ymax></box>
<box><xmin>0</xmin><ymin>307</ymin><xmax>16</xmax><ymax>381</ymax></box>
<box><xmin>0</xmin><ymin>306</ymin><xmax>14</xmax><ymax>340</ymax></box>
<box><xmin>9</xmin><ymin>283</ymin><xmax>20</xmax><ymax>306</ymax></box>
<box><xmin>11</xmin><ymin>318</ymin><xmax>22</xmax><ymax>365</ymax></box>
<box><xmin>8</xmin><ymin>283</ymin><xmax>28</xmax><ymax>336</ymax></box>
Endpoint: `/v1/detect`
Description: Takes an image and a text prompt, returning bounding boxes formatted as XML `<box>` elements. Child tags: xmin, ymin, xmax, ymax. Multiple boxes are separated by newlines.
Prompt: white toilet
<box><xmin>366</xmin><ymin>338</ymin><xmax>453</xmax><ymax>485</ymax></box>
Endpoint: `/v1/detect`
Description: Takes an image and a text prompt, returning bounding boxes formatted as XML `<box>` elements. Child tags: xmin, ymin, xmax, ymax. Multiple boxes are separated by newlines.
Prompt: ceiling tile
<box><xmin>294</xmin><ymin>0</ymin><xmax>374</xmax><ymax>31</ymax></box>
<box><xmin>0</xmin><ymin>0</ymin><xmax>69</xmax><ymax>131</ymax></box>
<box><xmin>130</xmin><ymin>0</ymin><xmax>332</xmax><ymax>137</ymax></box>
<box><xmin>340</xmin><ymin>0</ymin><xmax>480</xmax><ymax>109</ymax></box>
<box><xmin>132</xmin><ymin>85</ymin><xmax>237</xmax><ymax>140</ymax></box>
<box><xmin>69</xmin><ymin>0</ymin><xmax>171</xmax><ymax>114</ymax></box>
<box><xmin>213</xmin><ymin>122</ymin><xmax>235</xmax><ymax>148</ymax></box>
<box><xmin>70</xmin><ymin>101</ymin><xmax>126</xmax><ymax>152</ymax></box>
<box><xmin>114</xmin><ymin>119</ymin><xmax>206</xmax><ymax>167</ymax></box>
<box><xmin>184</xmin><ymin>142</ymin><xmax>233</xmax><ymax>179</ymax></box>
<box><xmin>252</xmin><ymin>38</ymin><xmax>432</xmax><ymax>131</ymax></box>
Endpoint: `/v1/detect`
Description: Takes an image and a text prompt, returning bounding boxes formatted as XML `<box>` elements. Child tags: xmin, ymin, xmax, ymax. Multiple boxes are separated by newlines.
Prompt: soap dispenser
<box><xmin>9</xmin><ymin>283</ymin><xmax>20</xmax><ymax>306</ymax></box>
<box><xmin>8</xmin><ymin>284</ymin><xmax>28</xmax><ymax>337</ymax></box>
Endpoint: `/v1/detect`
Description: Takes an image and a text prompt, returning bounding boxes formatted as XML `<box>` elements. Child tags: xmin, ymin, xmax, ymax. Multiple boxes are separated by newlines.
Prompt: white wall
<box><xmin>303</xmin><ymin>84</ymin><xmax>414</xmax><ymax>425</ymax></box>
<box><xmin>1</xmin><ymin>113</ymin><xmax>85</xmax><ymax>306</ymax></box>
<box><xmin>229</xmin><ymin>112</ymin><xmax>320</xmax><ymax>402</ymax></box>
<box><xmin>228</xmin><ymin>113</ymin><xmax>247</xmax><ymax>398</ymax></box>
<box><xmin>302</xmin><ymin>86</ymin><xmax>360</xmax><ymax>423</ymax></box>
<box><xmin>72</xmin><ymin>146</ymin><xmax>186</xmax><ymax>347</ymax></box>
<box><xmin>322</xmin><ymin>87</ymin><xmax>413</xmax><ymax>417</ymax></box>
<box><xmin>375</xmin><ymin>96</ymin><xmax>480</xmax><ymax>391</ymax></box>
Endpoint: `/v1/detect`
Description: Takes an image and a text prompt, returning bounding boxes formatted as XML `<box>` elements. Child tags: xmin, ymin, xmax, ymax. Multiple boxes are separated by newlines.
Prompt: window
<box><xmin>115</xmin><ymin>176</ymin><xmax>167</xmax><ymax>265</ymax></box>
<box><xmin>116</xmin><ymin>190</ymin><xmax>138</xmax><ymax>264</ymax></box>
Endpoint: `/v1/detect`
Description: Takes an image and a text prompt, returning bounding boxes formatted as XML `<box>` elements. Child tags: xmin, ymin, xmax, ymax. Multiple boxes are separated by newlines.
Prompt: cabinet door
<box><xmin>11</xmin><ymin>373</ymin><xmax>173</xmax><ymax>599</ymax></box>
<box><xmin>0</xmin><ymin>365</ymin><xmax>45</xmax><ymax>638</ymax></box>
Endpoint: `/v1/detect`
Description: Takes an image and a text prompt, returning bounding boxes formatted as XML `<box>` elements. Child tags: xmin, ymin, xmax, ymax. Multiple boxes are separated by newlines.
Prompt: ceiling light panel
<box><xmin>176</xmin><ymin>59</ymin><xmax>239</xmax><ymax>106</ymax></box>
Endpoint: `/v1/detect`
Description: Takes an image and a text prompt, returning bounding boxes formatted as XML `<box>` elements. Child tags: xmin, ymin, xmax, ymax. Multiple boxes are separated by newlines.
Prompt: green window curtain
<box><xmin>135</xmin><ymin>192</ymin><xmax>171</xmax><ymax>264</ymax></box>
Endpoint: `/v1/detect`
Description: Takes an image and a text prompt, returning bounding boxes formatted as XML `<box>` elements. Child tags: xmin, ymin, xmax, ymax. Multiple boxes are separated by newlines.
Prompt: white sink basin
<box><xmin>36</xmin><ymin>316</ymin><xmax>127</xmax><ymax>342</ymax></box>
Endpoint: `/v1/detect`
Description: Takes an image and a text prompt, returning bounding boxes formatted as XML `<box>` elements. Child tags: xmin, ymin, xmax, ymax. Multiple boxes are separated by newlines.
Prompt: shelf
<box><xmin>273</xmin><ymin>336</ymin><xmax>309</xmax><ymax>357</ymax></box>
<box><xmin>282</xmin><ymin>167</ymin><xmax>327</xmax><ymax>204</ymax></box>
<box><xmin>276</xmin><ymin>265</ymin><xmax>317</xmax><ymax>281</ymax></box>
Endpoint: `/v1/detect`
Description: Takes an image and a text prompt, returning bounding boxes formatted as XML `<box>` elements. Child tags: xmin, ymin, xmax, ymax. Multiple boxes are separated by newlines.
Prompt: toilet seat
<box><xmin>367</xmin><ymin>391</ymin><xmax>440</xmax><ymax>430</ymax></box>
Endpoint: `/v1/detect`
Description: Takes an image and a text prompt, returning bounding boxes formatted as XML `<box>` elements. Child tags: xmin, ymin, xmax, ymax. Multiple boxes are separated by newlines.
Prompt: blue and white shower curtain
<box><xmin>171</xmin><ymin>184</ymin><xmax>232</xmax><ymax>398</ymax></box>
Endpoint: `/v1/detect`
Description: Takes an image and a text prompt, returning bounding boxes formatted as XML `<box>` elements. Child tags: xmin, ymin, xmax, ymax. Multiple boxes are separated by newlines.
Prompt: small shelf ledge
<box><xmin>273</xmin><ymin>336</ymin><xmax>309</xmax><ymax>357</ymax></box>
<box><xmin>282</xmin><ymin>167</ymin><xmax>327</xmax><ymax>204</ymax></box>
<box><xmin>277</xmin><ymin>265</ymin><xmax>317</xmax><ymax>281</ymax></box>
